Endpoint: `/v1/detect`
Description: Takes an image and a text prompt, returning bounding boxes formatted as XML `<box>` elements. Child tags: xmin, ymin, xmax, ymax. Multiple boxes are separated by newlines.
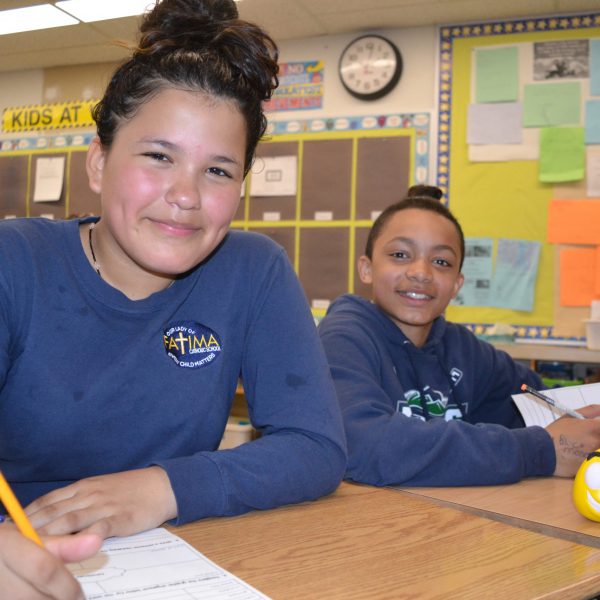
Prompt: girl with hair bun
<box><xmin>319</xmin><ymin>191</ymin><xmax>600</xmax><ymax>491</ymax></box>
<box><xmin>0</xmin><ymin>0</ymin><xmax>346</xmax><ymax>596</ymax></box>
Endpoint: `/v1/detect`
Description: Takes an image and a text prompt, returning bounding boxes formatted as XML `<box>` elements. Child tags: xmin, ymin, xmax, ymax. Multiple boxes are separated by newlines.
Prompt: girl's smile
<box><xmin>358</xmin><ymin>208</ymin><xmax>464</xmax><ymax>347</ymax></box>
<box><xmin>83</xmin><ymin>88</ymin><xmax>246</xmax><ymax>299</ymax></box>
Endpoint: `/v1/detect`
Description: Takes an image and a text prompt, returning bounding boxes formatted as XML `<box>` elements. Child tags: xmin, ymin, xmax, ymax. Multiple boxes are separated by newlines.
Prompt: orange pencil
<box><xmin>0</xmin><ymin>471</ymin><xmax>43</xmax><ymax>546</ymax></box>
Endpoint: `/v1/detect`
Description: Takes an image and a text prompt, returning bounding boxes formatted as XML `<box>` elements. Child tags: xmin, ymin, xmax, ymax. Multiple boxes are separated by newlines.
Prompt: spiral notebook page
<box><xmin>512</xmin><ymin>381</ymin><xmax>600</xmax><ymax>428</ymax></box>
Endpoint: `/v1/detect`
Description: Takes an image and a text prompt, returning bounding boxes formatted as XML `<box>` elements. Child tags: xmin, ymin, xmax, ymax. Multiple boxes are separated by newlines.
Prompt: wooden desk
<box><xmin>494</xmin><ymin>342</ymin><xmax>600</xmax><ymax>367</ymax></box>
<box><xmin>396</xmin><ymin>477</ymin><xmax>600</xmax><ymax>548</ymax></box>
<box><xmin>169</xmin><ymin>482</ymin><xmax>600</xmax><ymax>599</ymax></box>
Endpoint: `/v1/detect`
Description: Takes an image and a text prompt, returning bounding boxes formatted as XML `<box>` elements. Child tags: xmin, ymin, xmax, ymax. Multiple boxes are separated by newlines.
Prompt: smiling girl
<box><xmin>319</xmin><ymin>189</ymin><xmax>600</xmax><ymax>488</ymax></box>
<box><xmin>0</xmin><ymin>0</ymin><xmax>345</xmax><ymax>597</ymax></box>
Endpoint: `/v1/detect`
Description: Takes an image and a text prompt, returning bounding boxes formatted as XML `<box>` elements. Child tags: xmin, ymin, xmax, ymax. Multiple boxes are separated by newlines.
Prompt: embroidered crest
<box><xmin>163</xmin><ymin>321</ymin><xmax>222</xmax><ymax>369</ymax></box>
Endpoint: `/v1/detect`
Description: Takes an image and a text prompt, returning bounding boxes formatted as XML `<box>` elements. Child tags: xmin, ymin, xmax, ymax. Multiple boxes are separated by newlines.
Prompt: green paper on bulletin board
<box><xmin>523</xmin><ymin>82</ymin><xmax>581</xmax><ymax>127</ymax></box>
<box><xmin>475</xmin><ymin>46</ymin><xmax>519</xmax><ymax>103</ymax></box>
<box><xmin>539</xmin><ymin>127</ymin><xmax>585</xmax><ymax>182</ymax></box>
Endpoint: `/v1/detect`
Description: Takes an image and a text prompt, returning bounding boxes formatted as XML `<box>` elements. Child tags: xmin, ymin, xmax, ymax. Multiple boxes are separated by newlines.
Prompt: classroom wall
<box><xmin>0</xmin><ymin>25</ymin><xmax>438</xmax><ymax>179</ymax></box>
<box><xmin>3</xmin><ymin>14</ymin><xmax>597</xmax><ymax>339</ymax></box>
<box><xmin>276</xmin><ymin>27</ymin><xmax>437</xmax><ymax>118</ymax></box>
<box><xmin>0</xmin><ymin>26</ymin><xmax>437</xmax><ymax>123</ymax></box>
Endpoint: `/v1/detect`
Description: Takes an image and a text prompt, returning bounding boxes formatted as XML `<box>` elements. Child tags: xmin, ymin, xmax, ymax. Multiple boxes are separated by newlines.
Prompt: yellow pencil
<box><xmin>0</xmin><ymin>471</ymin><xmax>43</xmax><ymax>546</ymax></box>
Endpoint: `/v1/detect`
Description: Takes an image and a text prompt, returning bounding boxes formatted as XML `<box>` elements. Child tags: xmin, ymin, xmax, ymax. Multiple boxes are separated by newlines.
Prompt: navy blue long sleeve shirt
<box><xmin>0</xmin><ymin>218</ymin><xmax>346</xmax><ymax>522</ymax></box>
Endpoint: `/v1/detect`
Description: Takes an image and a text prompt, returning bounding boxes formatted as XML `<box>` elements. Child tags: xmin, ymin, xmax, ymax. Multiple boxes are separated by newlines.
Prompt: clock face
<box><xmin>339</xmin><ymin>35</ymin><xmax>402</xmax><ymax>101</ymax></box>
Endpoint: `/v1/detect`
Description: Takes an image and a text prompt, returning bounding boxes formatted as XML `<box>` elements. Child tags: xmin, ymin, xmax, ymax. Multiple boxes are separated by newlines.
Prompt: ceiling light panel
<box><xmin>0</xmin><ymin>5</ymin><xmax>79</xmax><ymax>35</ymax></box>
<box><xmin>55</xmin><ymin>0</ymin><xmax>158</xmax><ymax>22</ymax></box>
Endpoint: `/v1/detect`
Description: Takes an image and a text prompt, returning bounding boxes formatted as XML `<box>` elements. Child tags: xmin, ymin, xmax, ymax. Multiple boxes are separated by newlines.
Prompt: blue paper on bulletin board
<box><xmin>452</xmin><ymin>238</ymin><xmax>493</xmax><ymax>307</ymax></box>
<box><xmin>591</xmin><ymin>40</ymin><xmax>600</xmax><ymax>97</ymax></box>
<box><xmin>489</xmin><ymin>239</ymin><xmax>541</xmax><ymax>312</ymax></box>
<box><xmin>467</xmin><ymin>103</ymin><xmax>522</xmax><ymax>144</ymax></box>
<box><xmin>585</xmin><ymin>100</ymin><xmax>600</xmax><ymax>144</ymax></box>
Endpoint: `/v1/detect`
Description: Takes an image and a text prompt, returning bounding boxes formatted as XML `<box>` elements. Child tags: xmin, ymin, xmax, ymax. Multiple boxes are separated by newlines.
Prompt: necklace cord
<box><xmin>87</xmin><ymin>221</ymin><xmax>176</xmax><ymax>289</ymax></box>
<box><xmin>88</xmin><ymin>223</ymin><xmax>101</xmax><ymax>276</ymax></box>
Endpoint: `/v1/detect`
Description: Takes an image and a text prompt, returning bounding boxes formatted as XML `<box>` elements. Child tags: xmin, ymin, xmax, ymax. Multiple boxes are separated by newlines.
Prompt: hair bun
<box><xmin>138</xmin><ymin>0</ymin><xmax>239</xmax><ymax>54</ymax></box>
<box><xmin>406</xmin><ymin>184</ymin><xmax>443</xmax><ymax>200</ymax></box>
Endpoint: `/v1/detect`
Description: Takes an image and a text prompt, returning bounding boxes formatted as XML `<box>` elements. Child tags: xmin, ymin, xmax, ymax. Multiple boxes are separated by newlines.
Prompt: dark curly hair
<box><xmin>364</xmin><ymin>186</ymin><xmax>465</xmax><ymax>270</ymax></box>
<box><xmin>92</xmin><ymin>0</ymin><xmax>279</xmax><ymax>175</ymax></box>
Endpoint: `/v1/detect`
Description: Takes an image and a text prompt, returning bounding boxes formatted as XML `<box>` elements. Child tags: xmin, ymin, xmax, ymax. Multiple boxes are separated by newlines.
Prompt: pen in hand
<box><xmin>0</xmin><ymin>470</ymin><xmax>43</xmax><ymax>546</ymax></box>
<box><xmin>520</xmin><ymin>384</ymin><xmax>586</xmax><ymax>420</ymax></box>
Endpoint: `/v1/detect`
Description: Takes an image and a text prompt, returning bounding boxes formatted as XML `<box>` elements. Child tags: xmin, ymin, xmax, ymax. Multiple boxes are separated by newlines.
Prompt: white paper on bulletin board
<box><xmin>587</xmin><ymin>147</ymin><xmax>600</xmax><ymax>197</ymax></box>
<box><xmin>250</xmin><ymin>155</ymin><xmax>297</xmax><ymax>197</ymax></box>
<box><xmin>33</xmin><ymin>156</ymin><xmax>65</xmax><ymax>202</ymax></box>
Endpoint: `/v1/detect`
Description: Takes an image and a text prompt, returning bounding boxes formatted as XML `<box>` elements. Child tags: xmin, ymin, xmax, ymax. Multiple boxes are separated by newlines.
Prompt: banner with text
<box><xmin>3</xmin><ymin>100</ymin><xmax>99</xmax><ymax>133</ymax></box>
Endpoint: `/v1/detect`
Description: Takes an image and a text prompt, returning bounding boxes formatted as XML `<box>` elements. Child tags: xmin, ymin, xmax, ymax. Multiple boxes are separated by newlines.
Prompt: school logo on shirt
<box><xmin>163</xmin><ymin>321</ymin><xmax>222</xmax><ymax>369</ymax></box>
<box><xmin>397</xmin><ymin>387</ymin><xmax>462</xmax><ymax>421</ymax></box>
<box><xmin>449</xmin><ymin>368</ymin><xmax>463</xmax><ymax>385</ymax></box>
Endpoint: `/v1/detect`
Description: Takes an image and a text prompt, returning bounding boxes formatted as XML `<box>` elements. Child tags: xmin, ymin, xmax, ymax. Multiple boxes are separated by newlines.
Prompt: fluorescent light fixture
<box><xmin>0</xmin><ymin>5</ymin><xmax>78</xmax><ymax>35</ymax></box>
<box><xmin>55</xmin><ymin>0</ymin><xmax>157</xmax><ymax>22</ymax></box>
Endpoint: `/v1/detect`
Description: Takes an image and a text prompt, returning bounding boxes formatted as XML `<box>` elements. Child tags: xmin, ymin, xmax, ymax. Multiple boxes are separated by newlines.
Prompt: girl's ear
<box><xmin>357</xmin><ymin>255</ymin><xmax>373</xmax><ymax>285</ymax></box>
<box><xmin>86</xmin><ymin>137</ymin><xmax>106</xmax><ymax>195</ymax></box>
<box><xmin>451</xmin><ymin>272</ymin><xmax>465</xmax><ymax>300</ymax></box>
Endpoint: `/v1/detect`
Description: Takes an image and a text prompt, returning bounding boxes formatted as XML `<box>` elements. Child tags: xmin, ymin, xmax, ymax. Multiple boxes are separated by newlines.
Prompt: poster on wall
<box><xmin>264</xmin><ymin>61</ymin><xmax>324</xmax><ymax>112</ymax></box>
<box><xmin>249</xmin><ymin>155</ymin><xmax>298</xmax><ymax>197</ymax></box>
<box><xmin>33</xmin><ymin>156</ymin><xmax>65</xmax><ymax>202</ymax></box>
<box><xmin>533</xmin><ymin>39</ymin><xmax>589</xmax><ymax>80</ymax></box>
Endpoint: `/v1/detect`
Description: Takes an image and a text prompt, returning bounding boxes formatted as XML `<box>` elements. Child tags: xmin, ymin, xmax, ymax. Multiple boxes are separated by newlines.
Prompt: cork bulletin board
<box><xmin>0</xmin><ymin>112</ymin><xmax>430</xmax><ymax>311</ymax></box>
<box><xmin>437</xmin><ymin>12</ymin><xmax>600</xmax><ymax>342</ymax></box>
<box><xmin>0</xmin><ymin>133</ymin><xmax>99</xmax><ymax>219</ymax></box>
<box><xmin>231</xmin><ymin>112</ymin><xmax>431</xmax><ymax>312</ymax></box>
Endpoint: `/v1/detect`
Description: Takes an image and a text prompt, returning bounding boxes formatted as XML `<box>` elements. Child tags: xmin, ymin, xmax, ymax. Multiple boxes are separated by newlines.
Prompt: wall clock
<box><xmin>338</xmin><ymin>34</ymin><xmax>403</xmax><ymax>101</ymax></box>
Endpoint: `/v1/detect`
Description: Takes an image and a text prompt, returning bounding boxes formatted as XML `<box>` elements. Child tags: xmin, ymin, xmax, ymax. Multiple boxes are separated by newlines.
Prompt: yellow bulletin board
<box><xmin>438</xmin><ymin>13</ymin><xmax>600</xmax><ymax>342</ymax></box>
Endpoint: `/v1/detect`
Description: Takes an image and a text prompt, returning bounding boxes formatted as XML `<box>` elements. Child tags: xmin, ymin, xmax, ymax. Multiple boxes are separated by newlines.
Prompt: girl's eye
<box><xmin>208</xmin><ymin>167</ymin><xmax>231</xmax><ymax>178</ymax></box>
<box><xmin>433</xmin><ymin>258</ymin><xmax>452</xmax><ymax>267</ymax></box>
<box><xmin>142</xmin><ymin>152</ymin><xmax>170</xmax><ymax>162</ymax></box>
<box><xmin>390</xmin><ymin>251</ymin><xmax>408</xmax><ymax>259</ymax></box>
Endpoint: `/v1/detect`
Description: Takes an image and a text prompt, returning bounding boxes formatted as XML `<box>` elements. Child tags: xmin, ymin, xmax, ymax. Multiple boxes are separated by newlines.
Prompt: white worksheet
<box><xmin>68</xmin><ymin>527</ymin><xmax>270</xmax><ymax>599</ymax></box>
<box><xmin>512</xmin><ymin>381</ymin><xmax>600</xmax><ymax>427</ymax></box>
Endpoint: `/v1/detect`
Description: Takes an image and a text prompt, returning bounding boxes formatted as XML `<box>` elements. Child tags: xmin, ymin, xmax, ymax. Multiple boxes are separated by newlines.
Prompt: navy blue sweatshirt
<box><xmin>318</xmin><ymin>294</ymin><xmax>555</xmax><ymax>486</ymax></box>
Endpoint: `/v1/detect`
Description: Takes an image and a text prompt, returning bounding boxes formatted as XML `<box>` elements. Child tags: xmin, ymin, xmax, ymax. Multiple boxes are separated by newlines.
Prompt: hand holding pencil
<box><xmin>0</xmin><ymin>470</ymin><xmax>43</xmax><ymax>545</ymax></box>
<box><xmin>0</xmin><ymin>471</ymin><xmax>101</xmax><ymax>600</ymax></box>
<box><xmin>528</xmin><ymin>391</ymin><xmax>600</xmax><ymax>478</ymax></box>
<box><xmin>520</xmin><ymin>384</ymin><xmax>585</xmax><ymax>420</ymax></box>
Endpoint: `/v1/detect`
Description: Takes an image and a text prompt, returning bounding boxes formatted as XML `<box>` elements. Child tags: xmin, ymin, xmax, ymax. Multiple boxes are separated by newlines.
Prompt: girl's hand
<box><xmin>26</xmin><ymin>466</ymin><xmax>177</xmax><ymax>538</ymax></box>
<box><xmin>546</xmin><ymin>404</ymin><xmax>600</xmax><ymax>477</ymax></box>
<box><xmin>0</xmin><ymin>525</ymin><xmax>101</xmax><ymax>600</ymax></box>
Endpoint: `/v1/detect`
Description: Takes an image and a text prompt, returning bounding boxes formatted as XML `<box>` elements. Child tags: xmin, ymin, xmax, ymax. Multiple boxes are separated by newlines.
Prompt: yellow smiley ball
<box><xmin>573</xmin><ymin>451</ymin><xmax>600</xmax><ymax>522</ymax></box>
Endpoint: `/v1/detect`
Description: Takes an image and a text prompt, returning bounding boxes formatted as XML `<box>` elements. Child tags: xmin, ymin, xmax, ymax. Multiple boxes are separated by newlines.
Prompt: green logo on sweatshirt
<box><xmin>399</xmin><ymin>387</ymin><xmax>462</xmax><ymax>421</ymax></box>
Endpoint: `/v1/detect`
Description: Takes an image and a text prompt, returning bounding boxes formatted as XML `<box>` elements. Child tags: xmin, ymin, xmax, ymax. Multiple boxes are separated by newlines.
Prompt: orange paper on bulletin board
<box><xmin>559</xmin><ymin>246</ymin><xmax>600</xmax><ymax>306</ymax></box>
<box><xmin>596</xmin><ymin>246</ymin><xmax>600</xmax><ymax>296</ymax></box>
<box><xmin>553</xmin><ymin>246</ymin><xmax>587</xmax><ymax>338</ymax></box>
<box><xmin>548</xmin><ymin>200</ymin><xmax>600</xmax><ymax>246</ymax></box>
